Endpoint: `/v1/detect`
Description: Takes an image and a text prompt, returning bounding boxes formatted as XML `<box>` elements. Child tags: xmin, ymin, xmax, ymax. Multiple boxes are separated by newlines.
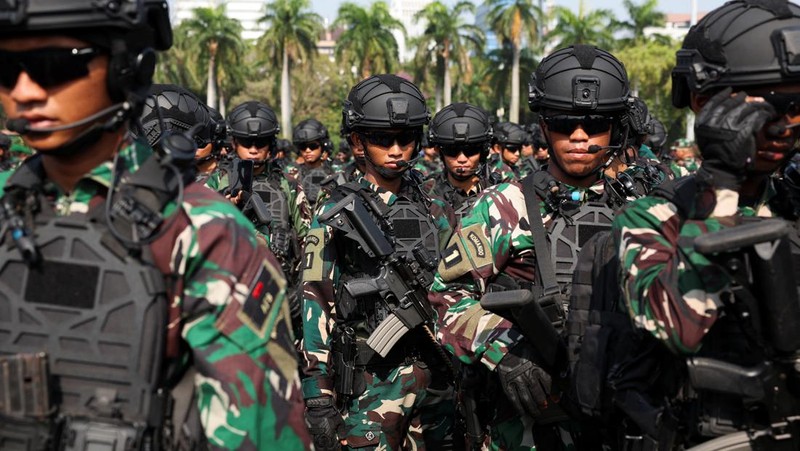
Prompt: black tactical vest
<box><xmin>0</xmin><ymin>154</ymin><xmax>185</xmax><ymax>451</ymax></box>
<box><xmin>298</xmin><ymin>164</ymin><xmax>334</xmax><ymax>209</ymax></box>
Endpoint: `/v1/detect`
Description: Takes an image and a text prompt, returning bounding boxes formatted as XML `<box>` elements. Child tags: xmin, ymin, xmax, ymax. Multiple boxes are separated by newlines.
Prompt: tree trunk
<box><xmin>281</xmin><ymin>46</ymin><xmax>292</xmax><ymax>139</ymax></box>
<box><xmin>510</xmin><ymin>43</ymin><xmax>521</xmax><ymax>123</ymax></box>
<box><xmin>443</xmin><ymin>56</ymin><xmax>452</xmax><ymax>107</ymax></box>
<box><xmin>206</xmin><ymin>41</ymin><xmax>218</xmax><ymax>110</ymax></box>
<box><xmin>219</xmin><ymin>90</ymin><xmax>226</xmax><ymax>117</ymax></box>
<box><xmin>435</xmin><ymin>78</ymin><xmax>443</xmax><ymax>113</ymax></box>
<box><xmin>443</xmin><ymin>44</ymin><xmax>451</xmax><ymax>107</ymax></box>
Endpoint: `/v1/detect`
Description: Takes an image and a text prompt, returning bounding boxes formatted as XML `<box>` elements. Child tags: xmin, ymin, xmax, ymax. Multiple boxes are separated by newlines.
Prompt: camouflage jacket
<box><xmin>488</xmin><ymin>153</ymin><xmax>518</xmax><ymax>182</ymax></box>
<box><xmin>414</xmin><ymin>157</ymin><xmax>443</xmax><ymax>179</ymax></box>
<box><xmin>429</xmin><ymin>163</ymin><xmax>668</xmax><ymax>370</ymax></box>
<box><xmin>613</xmin><ymin>175</ymin><xmax>775</xmax><ymax>355</ymax></box>
<box><xmin>422</xmin><ymin>172</ymin><xmax>496</xmax><ymax>228</ymax></box>
<box><xmin>0</xmin><ymin>141</ymin><xmax>311</xmax><ymax>449</ymax></box>
<box><xmin>205</xmin><ymin>161</ymin><xmax>311</xmax><ymax>247</ymax></box>
<box><xmin>517</xmin><ymin>156</ymin><xmax>543</xmax><ymax>179</ymax></box>
<box><xmin>300</xmin><ymin>175</ymin><xmax>452</xmax><ymax>399</ymax></box>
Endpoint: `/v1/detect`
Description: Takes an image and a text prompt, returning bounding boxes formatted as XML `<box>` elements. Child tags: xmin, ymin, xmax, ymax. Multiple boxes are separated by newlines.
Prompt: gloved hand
<box><xmin>305</xmin><ymin>396</ymin><xmax>344</xmax><ymax>451</ymax></box>
<box><xmin>496</xmin><ymin>342</ymin><xmax>553</xmax><ymax>418</ymax></box>
<box><xmin>694</xmin><ymin>87</ymin><xmax>776</xmax><ymax>190</ymax></box>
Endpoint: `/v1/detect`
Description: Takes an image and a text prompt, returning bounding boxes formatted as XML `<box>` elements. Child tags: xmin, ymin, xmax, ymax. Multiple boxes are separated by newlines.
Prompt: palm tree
<box><xmin>621</xmin><ymin>0</ymin><xmax>666</xmax><ymax>44</ymax></box>
<box><xmin>180</xmin><ymin>4</ymin><xmax>244</xmax><ymax>111</ymax></box>
<box><xmin>485</xmin><ymin>0</ymin><xmax>541</xmax><ymax>123</ymax></box>
<box><xmin>259</xmin><ymin>0</ymin><xmax>323</xmax><ymax>136</ymax></box>
<box><xmin>414</xmin><ymin>1</ymin><xmax>484</xmax><ymax>109</ymax></box>
<box><xmin>334</xmin><ymin>2</ymin><xmax>405</xmax><ymax>79</ymax></box>
<box><xmin>550</xmin><ymin>0</ymin><xmax>618</xmax><ymax>51</ymax></box>
<box><xmin>154</xmin><ymin>24</ymin><xmax>204</xmax><ymax>94</ymax></box>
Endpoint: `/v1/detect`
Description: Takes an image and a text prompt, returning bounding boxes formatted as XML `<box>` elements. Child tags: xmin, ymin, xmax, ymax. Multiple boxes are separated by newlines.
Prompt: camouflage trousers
<box><xmin>340</xmin><ymin>361</ymin><xmax>455</xmax><ymax>450</ymax></box>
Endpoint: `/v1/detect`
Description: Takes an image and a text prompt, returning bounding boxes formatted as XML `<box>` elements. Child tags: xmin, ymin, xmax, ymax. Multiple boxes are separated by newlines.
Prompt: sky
<box><xmin>310</xmin><ymin>0</ymin><xmax>730</xmax><ymax>25</ymax></box>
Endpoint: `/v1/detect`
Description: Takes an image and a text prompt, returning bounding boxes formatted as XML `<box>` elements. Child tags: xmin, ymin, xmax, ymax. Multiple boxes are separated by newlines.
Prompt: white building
<box><xmin>390</xmin><ymin>0</ymin><xmax>433</xmax><ymax>63</ymax></box>
<box><xmin>644</xmin><ymin>12</ymin><xmax>708</xmax><ymax>41</ymax></box>
<box><xmin>171</xmin><ymin>0</ymin><xmax>268</xmax><ymax>41</ymax></box>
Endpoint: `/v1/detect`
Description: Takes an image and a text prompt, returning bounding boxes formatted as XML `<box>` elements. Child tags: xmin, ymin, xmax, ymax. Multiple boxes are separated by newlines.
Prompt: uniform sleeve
<box><xmin>169</xmin><ymin>187</ymin><xmax>311</xmax><ymax>450</ymax></box>
<box><xmin>286</xmin><ymin>178</ymin><xmax>311</xmax><ymax>242</ymax></box>
<box><xmin>299</xmin><ymin>209</ymin><xmax>338</xmax><ymax>399</ymax></box>
<box><xmin>429</xmin><ymin>184</ymin><xmax>528</xmax><ymax>371</ymax></box>
<box><xmin>614</xmin><ymin>194</ymin><xmax>731</xmax><ymax>355</ymax></box>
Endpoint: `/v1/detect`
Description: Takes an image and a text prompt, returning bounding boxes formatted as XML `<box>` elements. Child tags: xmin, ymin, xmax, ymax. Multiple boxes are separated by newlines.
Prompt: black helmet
<box><xmin>0</xmin><ymin>0</ymin><xmax>172</xmax><ymax>103</ymax></box>
<box><xmin>293</xmin><ymin>118</ymin><xmax>332</xmax><ymax>153</ymax></box>
<box><xmin>529</xmin><ymin>45</ymin><xmax>631</xmax><ymax>114</ymax></box>
<box><xmin>429</xmin><ymin>103</ymin><xmax>493</xmax><ymax>146</ymax></box>
<box><xmin>492</xmin><ymin>122</ymin><xmax>527</xmax><ymax>146</ymax></box>
<box><xmin>672</xmin><ymin>0</ymin><xmax>800</xmax><ymax>108</ymax></box>
<box><xmin>228</xmin><ymin>101</ymin><xmax>280</xmax><ymax>139</ymax></box>
<box><xmin>527</xmin><ymin>123</ymin><xmax>548</xmax><ymax>149</ymax></box>
<box><xmin>342</xmin><ymin>74</ymin><xmax>430</xmax><ymax>131</ymax></box>
<box><xmin>138</xmin><ymin>84</ymin><xmax>211</xmax><ymax>148</ymax></box>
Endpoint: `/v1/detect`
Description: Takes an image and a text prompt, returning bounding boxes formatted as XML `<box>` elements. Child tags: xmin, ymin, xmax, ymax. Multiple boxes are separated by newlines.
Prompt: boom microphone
<box><xmin>397</xmin><ymin>154</ymin><xmax>423</xmax><ymax>168</ymax></box>
<box><xmin>588</xmin><ymin>144</ymin><xmax>624</xmax><ymax>154</ymax></box>
<box><xmin>7</xmin><ymin>103</ymin><xmax>128</xmax><ymax>135</ymax></box>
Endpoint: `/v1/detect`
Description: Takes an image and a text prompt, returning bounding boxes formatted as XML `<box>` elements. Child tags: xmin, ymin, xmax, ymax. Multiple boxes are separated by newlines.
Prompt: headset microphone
<box><xmin>588</xmin><ymin>144</ymin><xmax>624</xmax><ymax>154</ymax></box>
<box><xmin>7</xmin><ymin>103</ymin><xmax>128</xmax><ymax>135</ymax></box>
<box><xmin>396</xmin><ymin>154</ymin><xmax>423</xmax><ymax>168</ymax></box>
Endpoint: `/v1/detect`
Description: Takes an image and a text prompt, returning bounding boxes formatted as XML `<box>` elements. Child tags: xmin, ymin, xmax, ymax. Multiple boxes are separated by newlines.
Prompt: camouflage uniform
<box><xmin>423</xmin><ymin>171</ymin><xmax>496</xmax><ymax>228</ymax></box>
<box><xmin>0</xmin><ymin>140</ymin><xmax>311</xmax><ymax>449</ymax></box>
<box><xmin>205</xmin><ymin>161</ymin><xmax>311</xmax><ymax>248</ymax></box>
<box><xmin>430</xmin><ymin>162</ymin><xmax>669</xmax><ymax>450</ymax></box>
<box><xmin>488</xmin><ymin>153</ymin><xmax>518</xmax><ymax>182</ymax></box>
<box><xmin>517</xmin><ymin>156</ymin><xmax>543</xmax><ymax>180</ymax></box>
<box><xmin>301</xmin><ymin>175</ymin><xmax>453</xmax><ymax>450</ymax></box>
<box><xmin>614</xmin><ymin>176</ymin><xmax>775</xmax><ymax>354</ymax></box>
<box><xmin>414</xmin><ymin>157</ymin><xmax>443</xmax><ymax>179</ymax></box>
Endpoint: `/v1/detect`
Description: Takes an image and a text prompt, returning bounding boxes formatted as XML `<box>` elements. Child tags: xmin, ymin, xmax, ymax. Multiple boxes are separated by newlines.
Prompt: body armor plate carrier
<box><xmin>0</xmin><ymin>154</ymin><xmax>183</xmax><ymax>451</ymax></box>
<box><xmin>299</xmin><ymin>165</ymin><xmax>333</xmax><ymax>209</ymax></box>
<box><xmin>547</xmin><ymin>202</ymin><xmax>614</xmax><ymax>290</ymax></box>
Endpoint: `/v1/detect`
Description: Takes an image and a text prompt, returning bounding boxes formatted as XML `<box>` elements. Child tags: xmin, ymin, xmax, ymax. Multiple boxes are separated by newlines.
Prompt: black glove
<box><xmin>305</xmin><ymin>397</ymin><xmax>343</xmax><ymax>451</ymax></box>
<box><xmin>694</xmin><ymin>87</ymin><xmax>776</xmax><ymax>190</ymax></box>
<box><xmin>496</xmin><ymin>342</ymin><xmax>552</xmax><ymax>418</ymax></box>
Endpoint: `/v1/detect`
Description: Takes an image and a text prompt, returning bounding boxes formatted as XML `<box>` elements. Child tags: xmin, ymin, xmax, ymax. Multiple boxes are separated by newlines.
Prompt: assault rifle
<box><xmin>318</xmin><ymin>189</ymin><xmax>439</xmax><ymax>358</ymax></box>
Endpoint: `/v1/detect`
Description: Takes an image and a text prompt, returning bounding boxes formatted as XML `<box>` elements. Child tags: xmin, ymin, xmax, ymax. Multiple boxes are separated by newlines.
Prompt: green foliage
<box><xmin>412</xmin><ymin>1</ymin><xmax>484</xmax><ymax>109</ymax></box>
<box><xmin>334</xmin><ymin>2</ymin><xmax>405</xmax><ymax>79</ymax></box>
<box><xmin>616</xmin><ymin>39</ymin><xmax>685</xmax><ymax>135</ymax></box>
<box><xmin>549</xmin><ymin>1</ymin><xmax>618</xmax><ymax>50</ymax></box>
<box><xmin>258</xmin><ymin>0</ymin><xmax>323</xmax><ymax>67</ymax></box>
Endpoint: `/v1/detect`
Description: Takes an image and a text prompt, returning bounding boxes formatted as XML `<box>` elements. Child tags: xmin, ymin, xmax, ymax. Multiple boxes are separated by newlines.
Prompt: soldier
<box><xmin>332</xmin><ymin>139</ymin><xmax>352</xmax><ymax>172</ymax></box>
<box><xmin>429</xmin><ymin>45</ymin><xmax>667</xmax><ymax>450</ymax></box>
<box><xmin>0</xmin><ymin>0</ymin><xmax>310</xmax><ymax>449</ymax></box>
<box><xmin>340</xmin><ymin>129</ymin><xmax>368</xmax><ymax>182</ymax></box>
<box><xmin>423</xmin><ymin>102</ymin><xmax>499</xmax><ymax>227</ymax></box>
<box><xmin>414</xmin><ymin>134</ymin><xmax>443</xmax><ymax>179</ymax></box>
<box><xmin>489</xmin><ymin>121</ymin><xmax>526</xmax><ymax>181</ymax></box>
<box><xmin>613</xmin><ymin>0</ymin><xmax>800</xmax><ymax>447</ymax></box>
<box><xmin>292</xmin><ymin>118</ymin><xmax>335</xmax><ymax>209</ymax></box>
<box><xmin>206</xmin><ymin>101</ymin><xmax>310</xmax><ymax>265</ymax></box>
<box><xmin>301</xmin><ymin>74</ymin><xmax>453</xmax><ymax>451</ymax></box>
<box><xmin>518</xmin><ymin>123</ymin><xmax>549</xmax><ymax>178</ymax></box>
<box><xmin>195</xmin><ymin>107</ymin><xmax>227</xmax><ymax>180</ymax></box>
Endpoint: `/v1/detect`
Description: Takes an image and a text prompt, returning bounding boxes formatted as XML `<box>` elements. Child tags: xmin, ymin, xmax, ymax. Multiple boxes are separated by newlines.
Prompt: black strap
<box><xmin>521</xmin><ymin>173</ymin><xmax>560</xmax><ymax>296</ymax></box>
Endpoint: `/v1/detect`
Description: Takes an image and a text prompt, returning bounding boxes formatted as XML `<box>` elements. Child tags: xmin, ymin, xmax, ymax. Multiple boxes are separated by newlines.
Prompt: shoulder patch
<box><xmin>303</xmin><ymin>228</ymin><xmax>326</xmax><ymax>282</ymax></box>
<box><xmin>238</xmin><ymin>260</ymin><xmax>286</xmax><ymax>338</ymax></box>
<box><xmin>437</xmin><ymin>223</ymin><xmax>494</xmax><ymax>282</ymax></box>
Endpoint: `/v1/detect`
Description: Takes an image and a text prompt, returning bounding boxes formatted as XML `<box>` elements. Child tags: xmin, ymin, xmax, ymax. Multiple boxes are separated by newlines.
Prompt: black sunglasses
<box><xmin>544</xmin><ymin>115</ymin><xmax>614</xmax><ymax>136</ymax></box>
<box><xmin>502</xmin><ymin>143</ymin><xmax>522</xmax><ymax>153</ymax></box>
<box><xmin>441</xmin><ymin>144</ymin><xmax>484</xmax><ymax>158</ymax></box>
<box><xmin>236</xmin><ymin>136</ymin><xmax>272</xmax><ymax>148</ymax></box>
<box><xmin>360</xmin><ymin>130</ymin><xmax>418</xmax><ymax>148</ymax></box>
<box><xmin>298</xmin><ymin>141</ymin><xmax>321</xmax><ymax>151</ymax></box>
<box><xmin>0</xmin><ymin>47</ymin><xmax>101</xmax><ymax>89</ymax></box>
